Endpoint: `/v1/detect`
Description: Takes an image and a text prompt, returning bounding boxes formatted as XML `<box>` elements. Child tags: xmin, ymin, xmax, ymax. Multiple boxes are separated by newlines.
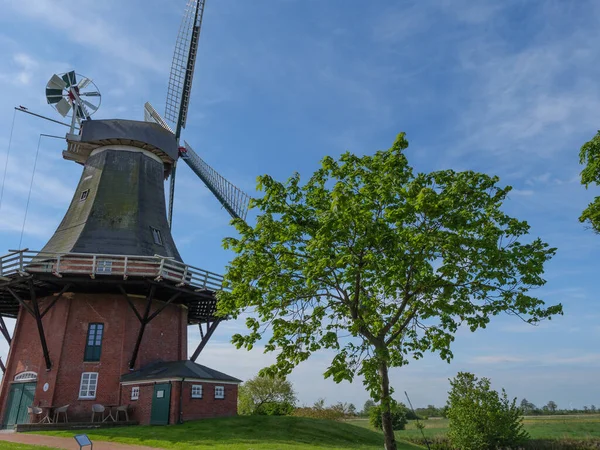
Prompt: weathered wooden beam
<box><xmin>146</xmin><ymin>292</ymin><xmax>181</xmax><ymax>323</ymax></box>
<box><xmin>6</xmin><ymin>287</ymin><xmax>35</xmax><ymax>317</ymax></box>
<box><xmin>128</xmin><ymin>285</ymin><xmax>156</xmax><ymax>370</ymax></box>
<box><xmin>118</xmin><ymin>285</ymin><xmax>143</xmax><ymax>323</ymax></box>
<box><xmin>28</xmin><ymin>282</ymin><xmax>52</xmax><ymax>371</ymax></box>
<box><xmin>0</xmin><ymin>315</ymin><xmax>11</xmax><ymax>345</ymax></box>
<box><xmin>191</xmin><ymin>319</ymin><xmax>220</xmax><ymax>362</ymax></box>
<box><xmin>40</xmin><ymin>283</ymin><xmax>72</xmax><ymax>318</ymax></box>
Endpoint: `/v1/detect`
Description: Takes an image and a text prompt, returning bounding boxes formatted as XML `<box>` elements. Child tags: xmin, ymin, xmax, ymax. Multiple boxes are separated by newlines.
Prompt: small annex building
<box><xmin>120</xmin><ymin>360</ymin><xmax>241</xmax><ymax>425</ymax></box>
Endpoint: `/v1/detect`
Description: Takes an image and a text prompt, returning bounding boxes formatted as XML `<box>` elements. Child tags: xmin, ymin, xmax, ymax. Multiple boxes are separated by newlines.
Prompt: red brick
<box><xmin>0</xmin><ymin>292</ymin><xmax>236</xmax><ymax>425</ymax></box>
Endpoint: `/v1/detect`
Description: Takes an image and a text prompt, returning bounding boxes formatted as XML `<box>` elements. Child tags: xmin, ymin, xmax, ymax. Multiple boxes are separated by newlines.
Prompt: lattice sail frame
<box><xmin>181</xmin><ymin>142</ymin><xmax>250</xmax><ymax>221</ymax></box>
<box><xmin>165</xmin><ymin>0</ymin><xmax>206</xmax><ymax>135</ymax></box>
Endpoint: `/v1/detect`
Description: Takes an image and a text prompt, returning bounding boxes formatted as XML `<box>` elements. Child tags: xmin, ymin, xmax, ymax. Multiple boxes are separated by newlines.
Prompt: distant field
<box><xmin>348</xmin><ymin>414</ymin><xmax>600</xmax><ymax>441</ymax></box>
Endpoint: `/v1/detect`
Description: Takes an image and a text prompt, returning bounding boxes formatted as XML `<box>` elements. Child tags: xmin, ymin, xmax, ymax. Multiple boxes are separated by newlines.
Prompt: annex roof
<box><xmin>120</xmin><ymin>360</ymin><xmax>242</xmax><ymax>384</ymax></box>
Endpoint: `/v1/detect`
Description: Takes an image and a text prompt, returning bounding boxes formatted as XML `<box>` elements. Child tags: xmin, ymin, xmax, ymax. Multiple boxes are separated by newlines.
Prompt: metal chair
<box><xmin>115</xmin><ymin>405</ymin><xmax>129</xmax><ymax>422</ymax></box>
<box><xmin>91</xmin><ymin>404</ymin><xmax>105</xmax><ymax>422</ymax></box>
<box><xmin>53</xmin><ymin>404</ymin><xmax>69</xmax><ymax>423</ymax></box>
<box><xmin>28</xmin><ymin>406</ymin><xmax>43</xmax><ymax>423</ymax></box>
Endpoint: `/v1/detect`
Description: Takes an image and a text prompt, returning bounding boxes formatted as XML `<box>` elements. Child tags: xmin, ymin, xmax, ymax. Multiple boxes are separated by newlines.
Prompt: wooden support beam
<box><xmin>7</xmin><ymin>282</ymin><xmax>52</xmax><ymax>370</ymax></box>
<box><xmin>128</xmin><ymin>285</ymin><xmax>156</xmax><ymax>370</ymax></box>
<box><xmin>28</xmin><ymin>282</ymin><xmax>52</xmax><ymax>371</ymax></box>
<box><xmin>0</xmin><ymin>356</ymin><xmax>5</xmax><ymax>374</ymax></box>
<box><xmin>6</xmin><ymin>287</ymin><xmax>34</xmax><ymax>316</ymax></box>
<box><xmin>118</xmin><ymin>285</ymin><xmax>142</xmax><ymax>322</ymax></box>
<box><xmin>146</xmin><ymin>292</ymin><xmax>181</xmax><ymax>322</ymax></box>
<box><xmin>0</xmin><ymin>315</ymin><xmax>11</xmax><ymax>345</ymax></box>
<box><xmin>40</xmin><ymin>283</ymin><xmax>72</xmax><ymax>318</ymax></box>
<box><xmin>191</xmin><ymin>320</ymin><xmax>220</xmax><ymax>362</ymax></box>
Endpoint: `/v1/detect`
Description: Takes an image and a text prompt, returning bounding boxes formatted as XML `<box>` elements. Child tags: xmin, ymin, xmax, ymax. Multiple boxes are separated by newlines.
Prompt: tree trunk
<box><xmin>379</xmin><ymin>360</ymin><xmax>397</xmax><ymax>450</ymax></box>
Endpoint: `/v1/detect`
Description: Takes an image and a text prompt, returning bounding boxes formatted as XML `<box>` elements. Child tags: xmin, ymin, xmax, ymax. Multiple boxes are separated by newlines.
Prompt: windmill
<box><xmin>0</xmin><ymin>0</ymin><xmax>247</xmax><ymax>427</ymax></box>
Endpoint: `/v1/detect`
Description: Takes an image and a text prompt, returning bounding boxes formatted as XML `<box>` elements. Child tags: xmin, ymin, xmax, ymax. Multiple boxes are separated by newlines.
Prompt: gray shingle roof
<box><xmin>120</xmin><ymin>360</ymin><xmax>242</xmax><ymax>384</ymax></box>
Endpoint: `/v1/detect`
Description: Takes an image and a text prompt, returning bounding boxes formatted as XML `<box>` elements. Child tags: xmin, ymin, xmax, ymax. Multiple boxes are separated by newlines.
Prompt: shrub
<box><xmin>368</xmin><ymin>400</ymin><xmax>408</xmax><ymax>431</ymax></box>
<box><xmin>446</xmin><ymin>372</ymin><xmax>529</xmax><ymax>450</ymax></box>
<box><xmin>255</xmin><ymin>401</ymin><xmax>295</xmax><ymax>416</ymax></box>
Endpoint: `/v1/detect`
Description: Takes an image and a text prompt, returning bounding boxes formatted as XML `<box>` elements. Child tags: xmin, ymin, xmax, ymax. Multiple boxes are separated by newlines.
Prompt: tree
<box><xmin>547</xmin><ymin>401</ymin><xmax>558</xmax><ymax>413</ymax></box>
<box><xmin>218</xmin><ymin>133</ymin><xmax>562</xmax><ymax>450</ymax></box>
<box><xmin>447</xmin><ymin>372</ymin><xmax>529</xmax><ymax>450</ymax></box>
<box><xmin>237</xmin><ymin>375</ymin><xmax>296</xmax><ymax>416</ymax></box>
<box><xmin>362</xmin><ymin>399</ymin><xmax>376</xmax><ymax>417</ymax></box>
<box><xmin>520</xmin><ymin>398</ymin><xmax>536</xmax><ymax>415</ymax></box>
<box><xmin>579</xmin><ymin>131</ymin><xmax>600</xmax><ymax>233</ymax></box>
<box><xmin>348</xmin><ymin>403</ymin><xmax>357</xmax><ymax>416</ymax></box>
<box><xmin>369</xmin><ymin>400</ymin><xmax>408</xmax><ymax>431</ymax></box>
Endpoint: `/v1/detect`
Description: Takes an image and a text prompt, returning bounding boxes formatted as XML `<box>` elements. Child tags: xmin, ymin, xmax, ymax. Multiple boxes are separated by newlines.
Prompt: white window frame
<box><xmin>214</xmin><ymin>385</ymin><xmax>224</xmax><ymax>399</ymax></box>
<box><xmin>191</xmin><ymin>384</ymin><xmax>203</xmax><ymax>399</ymax></box>
<box><xmin>79</xmin><ymin>372</ymin><xmax>98</xmax><ymax>399</ymax></box>
<box><xmin>80</xmin><ymin>189</ymin><xmax>90</xmax><ymax>202</ymax></box>
<box><xmin>131</xmin><ymin>386</ymin><xmax>139</xmax><ymax>400</ymax></box>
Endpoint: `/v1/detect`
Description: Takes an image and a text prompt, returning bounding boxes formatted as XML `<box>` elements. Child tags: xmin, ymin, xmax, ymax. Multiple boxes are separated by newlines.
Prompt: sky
<box><xmin>0</xmin><ymin>0</ymin><xmax>599</xmax><ymax>411</ymax></box>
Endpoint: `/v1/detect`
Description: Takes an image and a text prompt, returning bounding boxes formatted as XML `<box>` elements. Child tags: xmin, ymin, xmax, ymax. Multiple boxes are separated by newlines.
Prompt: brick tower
<box><xmin>0</xmin><ymin>119</ymin><xmax>240</xmax><ymax>427</ymax></box>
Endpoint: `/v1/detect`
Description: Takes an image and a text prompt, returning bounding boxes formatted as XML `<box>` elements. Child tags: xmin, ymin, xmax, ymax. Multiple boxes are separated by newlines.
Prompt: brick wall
<box><xmin>118</xmin><ymin>381</ymin><xmax>238</xmax><ymax>425</ymax></box>
<box><xmin>181</xmin><ymin>381</ymin><xmax>238</xmax><ymax>421</ymax></box>
<box><xmin>0</xmin><ymin>292</ymin><xmax>188</xmax><ymax>424</ymax></box>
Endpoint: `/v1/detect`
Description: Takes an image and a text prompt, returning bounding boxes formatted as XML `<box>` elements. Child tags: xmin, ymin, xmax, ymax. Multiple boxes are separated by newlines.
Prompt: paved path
<box><xmin>0</xmin><ymin>431</ymin><xmax>164</xmax><ymax>450</ymax></box>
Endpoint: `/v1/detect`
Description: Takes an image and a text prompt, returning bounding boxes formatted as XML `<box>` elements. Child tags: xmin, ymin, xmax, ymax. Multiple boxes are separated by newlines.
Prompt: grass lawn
<box><xmin>0</xmin><ymin>443</ymin><xmax>60</xmax><ymax>450</ymax></box>
<box><xmin>349</xmin><ymin>414</ymin><xmax>600</xmax><ymax>441</ymax></box>
<box><xmin>36</xmin><ymin>415</ymin><xmax>423</xmax><ymax>450</ymax></box>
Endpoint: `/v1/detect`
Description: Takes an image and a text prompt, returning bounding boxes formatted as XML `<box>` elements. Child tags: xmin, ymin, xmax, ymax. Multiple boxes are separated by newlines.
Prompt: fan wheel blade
<box><xmin>82</xmin><ymin>99</ymin><xmax>98</xmax><ymax>113</ymax></box>
<box><xmin>45</xmin><ymin>89</ymin><xmax>64</xmax><ymax>104</ymax></box>
<box><xmin>78</xmin><ymin>77</ymin><xmax>91</xmax><ymax>90</ymax></box>
<box><xmin>47</xmin><ymin>74</ymin><xmax>67</xmax><ymax>90</ymax></box>
<box><xmin>56</xmin><ymin>98</ymin><xmax>72</xmax><ymax>117</ymax></box>
<box><xmin>62</xmin><ymin>71</ymin><xmax>77</xmax><ymax>87</ymax></box>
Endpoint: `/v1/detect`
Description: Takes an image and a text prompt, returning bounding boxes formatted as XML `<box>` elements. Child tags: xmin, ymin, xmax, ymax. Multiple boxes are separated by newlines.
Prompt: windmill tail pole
<box><xmin>404</xmin><ymin>391</ymin><xmax>431</xmax><ymax>450</ymax></box>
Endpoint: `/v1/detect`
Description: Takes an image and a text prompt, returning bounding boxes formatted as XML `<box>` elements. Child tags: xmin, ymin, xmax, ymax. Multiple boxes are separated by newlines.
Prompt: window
<box><xmin>84</xmin><ymin>323</ymin><xmax>104</xmax><ymax>361</ymax></box>
<box><xmin>80</xmin><ymin>189</ymin><xmax>90</xmax><ymax>201</ymax></box>
<box><xmin>14</xmin><ymin>371</ymin><xmax>37</xmax><ymax>382</ymax></box>
<box><xmin>150</xmin><ymin>227</ymin><xmax>163</xmax><ymax>246</ymax></box>
<box><xmin>131</xmin><ymin>386</ymin><xmax>139</xmax><ymax>400</ymax></box>
<box><xmin>214</xmin><ymin>386</ymin><xmax>224</xmax><ymax>399</ymax></box>
<box><xmin>96</xmin><ymin>260</ymin><xmax>112</xmax><ymax>274</ymax></box>
<box><xmin>191</xmin><ymin>385</ymin><xmax>203</xmax><ymax>399</ymax></box>
<box><xmin>79</xmin><ymin>372</ymin><xmax>98</xmax><ymax>399</ymax></box>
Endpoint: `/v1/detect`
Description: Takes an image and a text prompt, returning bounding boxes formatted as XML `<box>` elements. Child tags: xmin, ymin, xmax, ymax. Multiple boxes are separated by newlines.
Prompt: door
<box><xmin>3</xmin><ymin>382</ymin><xmax>36</xmax><ymax>428</ymax></box>
<box><xmin>150</xmin><ymin>383</ymin><xmax>171</xmax><ymax>425</ymax></box>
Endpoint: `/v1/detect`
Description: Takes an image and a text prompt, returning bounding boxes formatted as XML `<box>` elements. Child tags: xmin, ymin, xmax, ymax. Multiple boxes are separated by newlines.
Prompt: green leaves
<box><xmin>579</xmin><ymin>131</ymin><xmax>600</xmax><ymax>233</ymax></box>
<box><xmin>218</xmin><ymin>131</ymin><xmax>561</xmax><ymax>406</ymax></box>
<box><xmin>447</xmin><ymin>372</ymin><xmax>530</xmax><ymax>450</ymax></box>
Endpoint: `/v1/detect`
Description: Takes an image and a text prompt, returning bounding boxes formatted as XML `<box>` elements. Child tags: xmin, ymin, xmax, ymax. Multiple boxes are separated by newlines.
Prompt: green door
<box><xmin>150</xmin><ymin>383</ymin><xmax>171</xmax><ymax>425</ymax></box>
<box><xmin>3</xmin><ymin>383</ymin><xmax>36</xmax><ymax>428</ymax></box>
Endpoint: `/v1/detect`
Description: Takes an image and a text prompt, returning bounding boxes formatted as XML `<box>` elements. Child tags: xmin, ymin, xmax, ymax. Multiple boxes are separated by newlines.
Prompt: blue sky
<box><xmin>0</xmin><ymin>0</ymin><xmax>599</xmax><ymax>410</ymax></box>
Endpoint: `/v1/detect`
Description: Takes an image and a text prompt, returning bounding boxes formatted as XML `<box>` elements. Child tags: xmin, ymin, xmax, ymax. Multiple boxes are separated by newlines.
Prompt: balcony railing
<box><xmin>0</xmin><ymin>250</ymin><xmax>224</xmax><ymax>292</ymax></box>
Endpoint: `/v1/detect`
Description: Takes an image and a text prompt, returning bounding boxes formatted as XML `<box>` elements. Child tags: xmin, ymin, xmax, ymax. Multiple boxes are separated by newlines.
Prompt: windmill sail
<box><xmin>181</xmin><ymin>142</ymin><xmax>250</xmax><ymax>221</ymax></box>
<box><xmin>144</xmin><ymin>102</ymin><xmax>174</xmax><ymax>134</ymax></box>
<box><xmin>142</xmin><ymin>103</ymin><xmax>251</xmax><ymax>221</ymax></box>
<box><xmin>165</xmin><ymin>0</ymin><xmax>206</xmax><ymax>137</ymax></box>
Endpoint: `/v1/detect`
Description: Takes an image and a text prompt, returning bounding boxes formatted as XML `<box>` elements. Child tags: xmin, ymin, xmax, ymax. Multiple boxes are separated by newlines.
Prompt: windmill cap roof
<box><xmin>80</xmin><ymin>119</ymin><xmax>178</xmax><ymax>162</ymax></box>
<box><xmin>120</xmin><ymin>360</ymin><xmax>242</xmax><ymax>384</ymax></box>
